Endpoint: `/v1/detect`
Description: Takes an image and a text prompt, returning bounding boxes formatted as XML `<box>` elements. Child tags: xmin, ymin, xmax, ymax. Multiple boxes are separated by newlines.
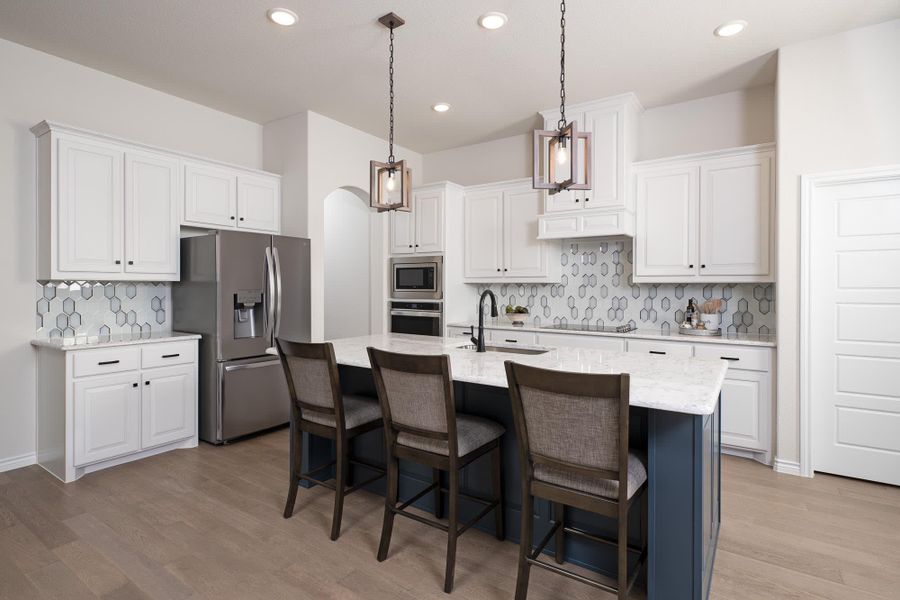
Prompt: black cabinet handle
<box><xmin>145</xmin><ymin>381</ymin><xmax>150</xmax><ymax>386</ymax></box>
<box><xmin>649</xmin><ymin>350</ymin><xmax>666</xmax><ymax>355</ymax></box>
<box><xmin>585</xmin><ymin>197</ymin><xmax>590</xmax><ymax>202</ymax></box>
<box><xmin>504</xmin><ymin>268</ymin><xmax>508</xmax><ymax>272</ymax></box>
<box><xmin>575</xmin><ymin>198</ymin><xmax>580</xmax><ymax>203</ymax></box>
<box><xmin>132</xmin><ymin>383</ymin><xmax>138</xmax><ymax>388</ymax></box>
<box><xmin>98</xmin><ymin>360</ymin><xmax>120</xmax><ymax>365</ymax></box>
<box><xmin>409</xmin><ymin>244</ymin><xmax>413</xmax><ymax>248</ymax></box>
<box><xmin>114</xmin><ymin>260</ymin><xmax>121</xmax><ymax>265</ymax></box>
<box><xmin>230</xmin><ymin>216</ymin><xmax>235</xmax><ymax>220</ymax></box>
<box><xmin>496</xmin><ymin>268</ymin><xmax>501</xmax><ymax>272</ymax></box>
<box><xmin>701</xmin><ymin>264</ymin><xmax>706</xmax><ymax>269</ymax></box>
<box><xmin>127</xmin><ymin>260</ymin><xmax>134</xmax><ymax>265</ymax></box>
<box><xmin>162</xmin><ymin>353</ymin><xmax>180</xmax><ymax>359</ymax></box>
<box><xmin>504</xmin><ymin>339</ymin><xmax>518</xmax><ymax>343</ymax></box>
<box><xmin>721</xmin><ymin>356</ymin><xmax>740</xmax><ymax>361</ymax></box>
<box><xmin>689</xmin><ymin>264</ymin><xmax>694</xmax><ymax>269</ymax></box>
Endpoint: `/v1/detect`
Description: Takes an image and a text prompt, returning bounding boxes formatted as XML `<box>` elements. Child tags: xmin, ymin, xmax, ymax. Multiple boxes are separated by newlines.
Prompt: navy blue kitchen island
<box><xmin>299</xmin><ymin>334</ymin><xmax>724</xmax><ymax>600</ymax></box>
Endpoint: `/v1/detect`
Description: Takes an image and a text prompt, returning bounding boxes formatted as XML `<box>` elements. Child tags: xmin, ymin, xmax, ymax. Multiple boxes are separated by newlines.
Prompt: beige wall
<box><xmin>776</xmin><ymin>18</ymin><xmax>900</xmax><ymax>470</ymax></box>
<box><xmin>0</xmin><ymin>38</ymin><xmax>264</xmax><ymax>470</ymax></box>
<box><xmin>423</xmin><ymin>134</ymin><xmax>532</xmax><ymax>186</ymax></box>
<box><xmin>639</xmin><ymin>86</ymin><xmax>775</xmax><ymax>160</ymax></box>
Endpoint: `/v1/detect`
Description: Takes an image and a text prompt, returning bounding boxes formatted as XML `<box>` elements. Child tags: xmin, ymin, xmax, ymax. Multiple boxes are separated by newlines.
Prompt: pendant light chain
<box><xmin>388</xmin><ymin>23</ymin><xmax>395</xmax><ymax>165</ymax></box>
<box><xmin>557</xmin><ymin>0</ymin><xmax>567</xmax><ymax>131</ymax></box>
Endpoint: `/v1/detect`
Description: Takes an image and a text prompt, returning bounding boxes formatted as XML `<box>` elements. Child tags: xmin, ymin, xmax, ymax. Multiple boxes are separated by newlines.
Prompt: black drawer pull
<box><xmin>98</xmin><ymin>360</ymin><xmax>120</xmax><ymax>365</ymax></box>
<box><xmin>721</xmin><ymin>356</ymin><xmax>740</xmax><ymax>361</ymax></box>
<box><xmin>132</xmin><ymin>383</ymin><xmax>138</xmax><ymax>388</ymax></box>
<box><xmin>145</xmin><ymin>381</ymin><xmax>150</xmax><ymax>385</ymax></box>
<box><xmin>162</xmin><ymin>353</ymin><xmax>181</xmax><ymax>359</ymax></box>
<box><xmin>649</xmin><ymin>350</ymin><xmax>666</xmax><ymax>355</ymax></box>
<box><xmin>504</xmin><ymin>339</ymin><xmax>518</xmax><ymax>343</ymax></box>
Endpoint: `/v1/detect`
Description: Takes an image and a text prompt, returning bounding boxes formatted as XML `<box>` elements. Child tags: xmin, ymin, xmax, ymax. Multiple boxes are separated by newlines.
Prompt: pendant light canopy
<box><xmin>370</xmin><ymin>12</ymin><xmax>411</xmax><ymax>212</ymax></box>
<box><xmin>533</xmin><ymin>0</ymin><xmax>592</xmax><ymax>195</ymax></box>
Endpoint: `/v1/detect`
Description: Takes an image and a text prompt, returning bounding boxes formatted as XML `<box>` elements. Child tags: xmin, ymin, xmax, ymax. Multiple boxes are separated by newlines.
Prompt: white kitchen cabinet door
<box><xmin>581</xmin><ymin>105</ymin><xmax>621</xmax><ymax>209</ymax></box>
<box><xmin>141</xmin><ymin>365</ymin><xmax>195</xmax><ymax>449</ymax></box>
<box><xmin>414</xmin><ymin>190</ymin><xmax>444</xmax><ymax>253</ymax></box>
<box><xmin>720</xmin><ymin>369</ymin><xmax>769</xmax><ymax>452</ymax></box>
<box><xmin>124</xmin><ymin>151</ymin><xmax>179</xmax><ymax>276</ymax></box>
<box><xmin>237</xmin><ymin>175</ymin><xmax>280</xmax><ymax>232</ymax></box>
<box><xmin>183</xmin><ymin>162</ymin><xmax>237</xmax><ymax>228</ymax></box>
<box><xmin>390</xmin><ymin>209</ymin><xmax>415</xmax><ymax>254</ymax></box>
<box><xmin>538</xmin><ymin>332</ymin><xmax>626</xmax><ymax>352</ymax></box>
<box><xmin>57</xmin><ymin>136</ymin><xmax>124</xmax><ymax>274</ymax></box>
<box><xmin>503</xmin><ymin>187</ymin><xmax>547</xmax><ymax>278</ymax></box>
<box><xmin>73</xmin><ymin>373</ymin><xmax>141</xmax><ymax>466</ymax></box>
<box><xmin>700</xmin><ymin>153</ymin><xmax>772</xmax><ymax>277</ymax></box>
<box><xmin>464</xmin><ymin>190</ymin><xmax>503</xmax><ymax>277</ymax></box>
<box><xmin>635</xmin><ymin>166</ymin><xmax>699</xmax><ymax>278</ymax></box>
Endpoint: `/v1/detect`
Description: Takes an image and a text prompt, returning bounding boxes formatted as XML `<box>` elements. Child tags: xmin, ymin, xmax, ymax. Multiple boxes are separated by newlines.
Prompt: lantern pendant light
<box><xmin>533</xmin><ymin>0</ymin><xmax>592</xmax><ymax>195</ymax></box>
<box><xmin>370</xmin><ymin>13</ymin><xmax>411</xmax><ymax>212</ymax></box>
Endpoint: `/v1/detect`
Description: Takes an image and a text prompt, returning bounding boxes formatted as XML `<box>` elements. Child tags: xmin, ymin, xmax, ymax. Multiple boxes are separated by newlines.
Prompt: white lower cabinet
<box><xmin>538</xmin><ymin>332</ymin><xmax>626</xmax><ymax>352</ymax></box>
<box><xmin>35</xmin><ymin>338</ymin><xmax>199</xmax><ymax>482</ymax></box>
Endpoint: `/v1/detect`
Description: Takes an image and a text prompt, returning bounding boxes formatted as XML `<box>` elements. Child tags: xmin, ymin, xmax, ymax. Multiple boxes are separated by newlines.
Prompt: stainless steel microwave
<box><xmin>390</xmin><ymin>255</ymin><xmax>443</xmax><ymax>300</ymax></box>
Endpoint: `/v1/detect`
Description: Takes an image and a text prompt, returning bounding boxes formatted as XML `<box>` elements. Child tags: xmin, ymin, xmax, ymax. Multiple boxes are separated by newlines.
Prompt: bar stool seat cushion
<box><xmin>303</xmin><ymin>395</ymin><xmax>382</xmax><ymax>430</ymax></box>
<box><xmin>534</xmin><ymin>452</ymin><xmax>647</xmax><ymax>500</ymax></box>
<box><xmin>397</xmin><ymin>414</ymin><xmax>504</xmax><ymax>457</ymax></box>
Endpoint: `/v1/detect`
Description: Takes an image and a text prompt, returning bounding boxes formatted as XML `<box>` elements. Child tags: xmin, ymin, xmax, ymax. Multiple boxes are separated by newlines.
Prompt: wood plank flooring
<box><xmin>1</xmin><ymin>429</ymin><xmax>898</xmax><ymax>600</ymax></box>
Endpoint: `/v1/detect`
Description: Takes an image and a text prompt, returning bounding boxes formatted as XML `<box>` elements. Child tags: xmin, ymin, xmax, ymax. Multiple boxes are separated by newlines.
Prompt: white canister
<box><xmin>699</xmin><ymin>312</ymin><xmax>721</xmax><ymax>331</ymax></box>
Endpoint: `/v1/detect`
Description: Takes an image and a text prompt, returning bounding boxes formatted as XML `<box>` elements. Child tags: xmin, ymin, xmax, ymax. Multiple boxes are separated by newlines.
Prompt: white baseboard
<box><xmin>0</xmin><ymin>452</ymin><xmax>37</xmax><ymax>473</ymax></box>
<box><xmin>773</xmin><ymin>458</ymin><xmax>804</xmax><ymax>477</ymax></box>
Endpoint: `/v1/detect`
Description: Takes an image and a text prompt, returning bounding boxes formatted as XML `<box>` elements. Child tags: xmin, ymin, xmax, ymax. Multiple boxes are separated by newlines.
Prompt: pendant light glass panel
<box><xmin>370</xmin><ymin>159</ymin><xmax>411</xmax><ymax>212</ymax></box>
<box><xmin>533</xmin><ymin>122</ymin><xmax>591</xmax><ymax>194</ymax></box>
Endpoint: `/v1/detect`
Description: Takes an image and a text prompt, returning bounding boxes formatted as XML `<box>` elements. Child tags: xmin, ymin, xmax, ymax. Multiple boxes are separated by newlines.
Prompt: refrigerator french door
<box><xmin>173</xmin><ymin>231</ymin><xmax>311</xmax><ymax>443</ymax></box>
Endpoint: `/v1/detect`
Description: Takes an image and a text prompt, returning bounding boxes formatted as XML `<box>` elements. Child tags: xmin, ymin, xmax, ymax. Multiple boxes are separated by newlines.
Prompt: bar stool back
<box><xmin>505</xmin><ymin>361</ymin><xmax>648</xmax><ymax>600</ymax></box>
<box><xmin>276</xmin><ymin>339</ymin><xmax>384</xmax><ymax>540</ymax></box>
<box><xmin>368</xmin><ymin>347</ymin><xmax>505</xmax><ymax>593</ymax></box>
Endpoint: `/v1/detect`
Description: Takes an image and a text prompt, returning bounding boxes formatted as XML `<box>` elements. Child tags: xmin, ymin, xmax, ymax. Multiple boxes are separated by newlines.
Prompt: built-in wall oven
<box><xmin>390</xmin><ymin>301</ymin><xmax>443</xmax><ymax>337</ymax></box>
<box><xmin>391</xmin><ymin>255</ymin><xmax>442</xmax><ymax>300</ymax></box>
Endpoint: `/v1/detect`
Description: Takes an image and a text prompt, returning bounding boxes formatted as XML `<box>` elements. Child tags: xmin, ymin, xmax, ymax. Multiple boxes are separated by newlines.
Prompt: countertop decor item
<box><xmin>532</xmin><ymin>0</ymin><xmax>592</xmax><ymax>195</ymax></box>
<box><xmin>505</xmin><ymin>305</ymin><xmax>529</xmax><ymax>326</ymax></box>
<box><xmin>369</xmin><ymin>12</ymin><xmax>411</xmax><ymax>212</ymax></box>
<box><xmin>678</xmin><ymin>325</ymin><xmax>722</xmax><ymax>337</ymax></box>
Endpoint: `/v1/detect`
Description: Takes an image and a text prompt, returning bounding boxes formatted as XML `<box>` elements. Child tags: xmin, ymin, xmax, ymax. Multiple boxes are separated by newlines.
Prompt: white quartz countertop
<box><xmin>330</xmin><ymin>333</ymin><xmax>727</xmax><ymax>415</ymax></box>
<box><xmin>31</xmin><ymin>331</ymin><xmax>201</xmax><ymax>351</ymax></box>
<box><xmin>447</xmin><ymin>320</ymin><xmax>777</xmax><ymax>348</ymax></box>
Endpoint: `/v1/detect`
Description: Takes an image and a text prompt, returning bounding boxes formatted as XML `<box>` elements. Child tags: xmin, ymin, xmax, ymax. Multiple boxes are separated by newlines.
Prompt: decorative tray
<box><xmin>677</xmin><ymin>327</ymin><xmax>722</xmax><ymax>337</ymax></box>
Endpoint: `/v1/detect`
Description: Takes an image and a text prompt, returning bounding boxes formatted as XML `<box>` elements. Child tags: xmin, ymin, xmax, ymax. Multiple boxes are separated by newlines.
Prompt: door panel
<box><xmin>464</xmin><ymin>191</ymin><xmax>503</xmax><ymax>278</ymax></box>
<box><xmin>57</xmin><ymin>136</ymin><xmax>123</xmax><ymax>274</ymax></box>
<box><xmin>184</xmin><ymin>162</ymin><xmax>236</xmax><ymax>227</ymax></box>
<box><xmin>635</xmin><ymin>166</ymin><xmax>699</xmax><ymax>278</ymax></box>
<box><xmin>810</xmin><ymin>172</ymin><xmax>900</xmax><ymax>485</ymax></box>
<box><xmin>390</xmin><ymin>210</ymin><xmax>414</xmax><ymax>254</ymax></box>
<box><xmin>273</xmin><ymin>236</ymin><xmax>311</xmax><ymax>344</ymax></box>
<box><xmin>125</xmin><ymin>151</ymin><xmax>179</xmax><ymax>276</ymax></box>
<box><xmin>503</xmin><ymin>187</ymin><xmax>547</xmax><ymax>278</ymax></box>
<box><xmin>720</xmin><ymin>370</ymin><xmax>768</xmax><ymax>451</ymax></box>
<box><xmin>74</xmin><ymin>373</ymin><xmax>141</xmax><ymax>466</ymax></box>
<box><xmin>414</xmin><ymin>191</ymin><xmax>444</xmax><ymax>253</ymax></box>
<box><xmin>141</xmin><ymin>365</ymin><xmax>195</xmax><ymax>449</ymax></box>
<box><xmin>220</xmin><ymin>358</ymin><xmax>290</xmax><ymax>441</ymax></box>
<box><xmin>237</xmin><ymin>175</ymin><xmax>280</xmax><ymax>232</ymax></box>
<box><xmin>216</xmin><ymin>231</ymin><xmax>273</xmax><ymax>360</ymax></box>
<box><xmin>582</xmin><ymin>106</ymin><xmax>620</xmax><ymax>208</ymax></box>
<box><xmin>700</xmin><ymin>153</ymin><xmax>771</xmax><ymax>276</ymax></box>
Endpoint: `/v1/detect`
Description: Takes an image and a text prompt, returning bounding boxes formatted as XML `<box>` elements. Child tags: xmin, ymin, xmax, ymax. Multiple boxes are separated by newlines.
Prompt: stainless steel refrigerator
<box><xmin>172</xmin><ymin>231</ymin><xmax>311</xmax><ymax>444</ymax></box>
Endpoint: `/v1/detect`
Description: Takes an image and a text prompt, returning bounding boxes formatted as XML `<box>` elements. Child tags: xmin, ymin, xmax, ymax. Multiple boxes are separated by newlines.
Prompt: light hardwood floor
<box><xmin>1</xmin><ymin>429</ymin><xmax>898</xmax><ymax>600</ymax></box>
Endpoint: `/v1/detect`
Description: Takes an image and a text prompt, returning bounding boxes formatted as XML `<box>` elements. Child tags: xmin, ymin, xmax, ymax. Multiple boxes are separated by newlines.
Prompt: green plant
<box><xmin>505</xmin><ymin>305</ymin><xmax>529</xmax><ymax>314</ymax></box>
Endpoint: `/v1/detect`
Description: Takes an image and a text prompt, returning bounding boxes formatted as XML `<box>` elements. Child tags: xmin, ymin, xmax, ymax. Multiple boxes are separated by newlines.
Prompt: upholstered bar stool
<box><xmin>505</xmin><ymin>361</ymin><xmax>648</xmax><ymax>600</ymax></box>
<box><xmin>366</xmin><ymin>347</ymin><xmax>505</xmax><ymax>594</ymax></box>
<box><xmin>276</xmin><ymin>339</ymin><xmax>385</xmax><ymax>540</ymax></box>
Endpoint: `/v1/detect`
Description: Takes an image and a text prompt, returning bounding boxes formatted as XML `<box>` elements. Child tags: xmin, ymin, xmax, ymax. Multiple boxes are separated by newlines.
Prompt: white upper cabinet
<box><xmin>463</xmin><ymin>180</ymin><xmax>560</xmax><ymax>282</ymax></box>
<box><xmin>56</xmin><ymin>136</ymin><xmax>124</xmax><ymax>274</ymax></box>
<box><xmin>125</xmin><ymin>150</ymin><xmax>179</xmax><ymax>276</ymax></box>
<box><xmin>237</xmin><ymin>175</ymin><xmax>280</xmax><ymax>233</ymax></box>
<box><xmin>633</xmin><ymin>144</ymin><xmax>775</xmax><ymax>283</ymax></box>
<box><xmin>184</xmin><ymin>162</ymin><xmax>237</xmax><ymax>228</ymax></box>
<box><xmin>537</xmin><ymin>94</ymin><xmax>642</xmax><ymax>239</ymax></box>
<box><xmin>389</xmin><ymin>186</ymin><xmax>445</xmax><ymax>255</ymax></box>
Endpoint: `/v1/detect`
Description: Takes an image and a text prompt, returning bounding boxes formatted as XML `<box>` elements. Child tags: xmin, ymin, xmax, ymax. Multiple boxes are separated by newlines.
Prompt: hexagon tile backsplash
<box><xmin>35</xmin><ymin>282</ymin><xmax>172</xmax><ymax>339</ymax></box>
<box><xmin>478</xmin><ymin>240</ymin><xmax>775</xmax><ymax>335</ymax></box>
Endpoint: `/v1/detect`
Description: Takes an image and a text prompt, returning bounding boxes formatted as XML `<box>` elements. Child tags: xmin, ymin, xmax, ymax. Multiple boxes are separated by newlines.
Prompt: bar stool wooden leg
<box><xmin>554</xmin><ymin>502</ymin><xmax>565</xmax><ymax>564</ymax></box>
<box><xmin>444</xmin><ymin>468</ymin><xmax>460</xmax><ymax>593</ymax></box>
<box><xmin>515</xmin><ymin>492</ymin><xmax>534</xmax><ymax>600</ymax></box>
<box><xmin>618</xmin><ymin>503</ymin><xmax>628</xmax><ymax>600</ymax></box>
<box><xmin>377</xmin><ymin>456</ymin><xmax>399</xmax><ymax>561</ymax></box>
<box><xmin>491</xmin><ymin>445</ymin><xmax>505</xmax><ymax>541</ymax></box>
<box><xmin>283</xmin><ymin>419</ymin><xmax>302</xmax><ymax>519</ymax></box>
<box><xmin>433</xmin><ymin>468</ymin><xmax>443</xmax><ymax>519</ymax></box>
<box><xmin>330</xmin><ymin>437</ymin><xmax>348</xmax><ymax>541</ymax></box>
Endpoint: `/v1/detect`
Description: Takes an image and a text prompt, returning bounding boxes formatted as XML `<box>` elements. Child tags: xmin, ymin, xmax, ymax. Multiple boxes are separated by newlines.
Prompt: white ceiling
<box><xmin>2</xmin><ymin>1</ymin><xmax>899</xmax><ymax>153</ymax></box>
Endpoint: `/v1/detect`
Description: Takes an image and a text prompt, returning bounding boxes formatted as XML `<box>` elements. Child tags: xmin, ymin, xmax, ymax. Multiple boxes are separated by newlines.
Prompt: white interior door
<box><xmin>809</xmin><ymin>169</ymin><xmax>900</xmax><ymax>485</ymax></box>
<box><xmin>124</xmin><ymin>150</ymin><xmax>179</xmax><ymax>276</ymax></box>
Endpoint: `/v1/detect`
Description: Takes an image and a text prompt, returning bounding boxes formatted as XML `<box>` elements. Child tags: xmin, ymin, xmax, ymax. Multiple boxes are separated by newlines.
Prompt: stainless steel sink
<box><xmin>456</xmin><ymin>344</ymin><xmax>550</xmax><ymax>355</ymax></box>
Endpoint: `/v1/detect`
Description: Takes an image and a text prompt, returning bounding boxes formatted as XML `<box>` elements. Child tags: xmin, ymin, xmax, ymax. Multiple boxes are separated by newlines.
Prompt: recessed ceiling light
<box><xmin>267</xmin><ymin>8</ymin><xmax>298</xmax><ymax>27</ymax></box>
<box><xmin>478</xmin><ymin>12</ymin><xmax>508</xmax><ymax>30</ymax></box>
<box><xmin>432</xmin><ymin>103</ymin><xmax>451</xmax><ymax>113</ymax></box>
<box><xmin>714</xmin><ymin>20</ymin><xmax>747</xmax><ymax>37</ymax></box>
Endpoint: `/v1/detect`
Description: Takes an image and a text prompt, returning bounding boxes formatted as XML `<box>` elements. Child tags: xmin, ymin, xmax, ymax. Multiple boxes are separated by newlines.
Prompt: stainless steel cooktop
<box><xmin>540</xmin><ymin>323</ymin><xmax>636</xmax><ymax>334</ymax></box>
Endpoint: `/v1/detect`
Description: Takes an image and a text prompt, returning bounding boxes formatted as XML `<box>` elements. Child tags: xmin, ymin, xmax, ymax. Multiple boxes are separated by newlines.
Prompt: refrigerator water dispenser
<box><xmin>233</xmin><ymin>290</ymin><xmax>264</xmax><ymax>339</ymax></box>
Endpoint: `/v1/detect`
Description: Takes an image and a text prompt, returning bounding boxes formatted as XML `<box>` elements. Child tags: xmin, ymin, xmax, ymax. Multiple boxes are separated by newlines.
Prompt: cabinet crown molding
<box><xmin>633</xmin><ymin>143</ymin><xmax>775</xmax><ymax>170</ymax></box>
<box><xmin>539</xmin><ymin>92</ymin><xmax>644</xmax><ymax>120</ymax></box>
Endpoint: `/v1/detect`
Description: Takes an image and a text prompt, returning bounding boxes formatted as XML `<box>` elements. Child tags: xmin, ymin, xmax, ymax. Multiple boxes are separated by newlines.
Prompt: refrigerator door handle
<box><xmin>264</xmin><ymin>246</ymin><xmax>276</xmax><ymax>342</ymax></box>
<box><xmin>273</xmin><ymin>246</ymin><xmax>283</xmax><ymax>338</ymax></box>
